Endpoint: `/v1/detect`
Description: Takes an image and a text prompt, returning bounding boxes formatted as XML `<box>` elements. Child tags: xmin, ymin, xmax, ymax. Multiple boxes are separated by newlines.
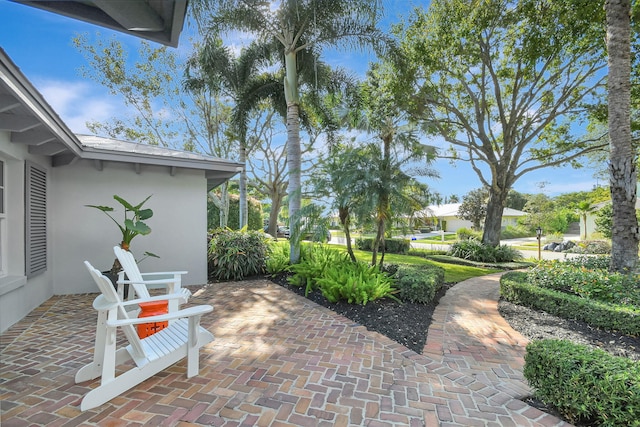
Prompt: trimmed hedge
<box><xmin>393</xmin><ymin>264</ymin><xmax>445</xmax><ymax>304</ymax></box>
<box><xmin>500</xmin><ymin>272</ymin><xmax>640</xmax><ymax>336</ymax></box>
<box><xmin>355</xmin><ymin>237</ymin><xmax>411</xmax><ymax>254</ymax></box>
<box><xmin>527</xmin><ymin>261</ymin><xmax>640</xmax><ymax>306</ymax></box>
<box><xmin>524</xmin><ymin>339</ymin><xmax>640</xmax><ymax>426</ymax></box>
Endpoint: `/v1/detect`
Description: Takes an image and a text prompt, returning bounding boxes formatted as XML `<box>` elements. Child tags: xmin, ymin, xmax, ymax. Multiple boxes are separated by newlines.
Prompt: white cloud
<box><xmin>35</xmin><ymin>78</ymin><xmax>123</xmax><ymax>134</ymax></box>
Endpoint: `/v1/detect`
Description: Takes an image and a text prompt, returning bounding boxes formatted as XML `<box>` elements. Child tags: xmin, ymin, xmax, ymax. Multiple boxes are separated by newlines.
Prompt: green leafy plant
<box><xmin>265</xmin><ymin>241</ymin><xmax>290</xmax><ymax>276</ymax></box>
<box><xmin>86</xmin><ymin>194</ymin><xmax>157</xmax><ymax>274</ymax></box>
<box><xmin>393</xmin><ymin>264</ymin><xmax>444</xmax><ymax>304</ymax></box>
<box><xmin>567</xmin><ymin>240</ymin><xmax>612</xmax><ymax>254</ymax></box>
<box><xmin>524</xmin><ymin>339</ymin><xmax>640</xmax><ymax>426</ymax></box>
<box><xmin>355</xmin><ymin>237</ymin><xmax>411</xmax><ymax>254</ymax></box>
<box><xmin>316</xmin><ymin>261</ymin><xmax>398</xmax><ymax>305</ymax></box>
<box><xmin>208</xmin><ymin>228</ymin><xmax>270</xmax><ymax>281</ymax></box>
<box><xmin>448</xmin><ymin>239</ymin><xmax>522</xmax><ymax>263</ymax></box>
<box><xmin>455</xmin><ymin>227</ymin><xmax>482</xmax><ymax>240</ymax></box>
<box><xmin>288</xmin><ymin>245</ymin><xmax>348</xmax><ymax>295</ymax></box>
<box><xmin>527</xmin><ymin>261</ymin><xmax>640</xmax><ymax>306</ymax></box>
<box><xmin>500</xmin><ymin>271</ymin><xmax>640</xmax><ymax>336</ymax></box>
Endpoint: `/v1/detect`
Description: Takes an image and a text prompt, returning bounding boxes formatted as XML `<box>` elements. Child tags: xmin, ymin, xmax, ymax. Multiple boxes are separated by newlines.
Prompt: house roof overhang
<box><xmin>77</xmin><ymin>135</ymin><xmax>243</xmax><ymax>189</ymax></box>
<box><xmin>0</xmin><ymin>49</ymin><xmax>241</xmax><ymax>189</ymax></box>
<box><xmin>9</xmin><ymin>0</ymin><xmax>188</xmax><ymax>47</ymax></box>
<box><xmin>0</xmin><ymin>48</ymin><xmax>84</xmax><ymax>166</ymax></box>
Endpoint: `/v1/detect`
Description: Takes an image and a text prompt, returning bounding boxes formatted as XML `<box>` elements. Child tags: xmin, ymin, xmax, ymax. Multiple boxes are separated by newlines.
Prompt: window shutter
<box><xmin>25</xmin><ymin>161</ymin><xmax>47</xmax><ymax>277</ymax></box>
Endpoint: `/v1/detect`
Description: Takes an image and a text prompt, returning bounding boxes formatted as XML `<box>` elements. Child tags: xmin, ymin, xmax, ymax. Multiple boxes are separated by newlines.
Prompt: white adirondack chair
<box><xmin>76</xmin><ymin>261</ymin><xmax>214</xmax><ymax>411</ymax></box>
<box><xmin>113</xmin><ymin>245</ymin><xmax>191</xmax><ymax>315</ymax></box>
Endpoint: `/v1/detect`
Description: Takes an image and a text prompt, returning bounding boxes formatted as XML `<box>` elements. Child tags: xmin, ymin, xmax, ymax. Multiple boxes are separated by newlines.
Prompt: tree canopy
<box><xmin>394</xmin><ymin>0</ymin><xmax>608</xmax><ymax>246</ymax></box>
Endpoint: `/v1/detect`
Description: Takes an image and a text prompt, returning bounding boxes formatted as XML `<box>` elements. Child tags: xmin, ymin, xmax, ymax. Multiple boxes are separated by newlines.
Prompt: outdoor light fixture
<box><xmin>536</xmin><ymin>226</ymin><xmax>543</xmax><ymax>260</ymax></box>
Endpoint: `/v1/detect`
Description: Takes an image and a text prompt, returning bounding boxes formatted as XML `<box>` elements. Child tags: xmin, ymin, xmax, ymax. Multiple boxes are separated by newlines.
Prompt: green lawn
<box><xmin>334</xmin><ymin>246</ymin><xmax>497</xmax><ymax>283</ymax></box>
<box><xmin>413</xmin><ymin>234</ymin><xmax>458</xmax><ymax>244</ymax></box>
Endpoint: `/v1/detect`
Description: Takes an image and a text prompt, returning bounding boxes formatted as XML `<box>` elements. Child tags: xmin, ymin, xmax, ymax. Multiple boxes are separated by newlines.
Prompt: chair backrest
<box><xmin>84</xmin><ymin>260</ymin><xmax>120</xmax><ymax>304</ymax></box>
<box><xmin>113</xmin><ymin>245</ymin><xmax>150</xmax><ymax>299</ymax></box>
<box><xmin>84</xmin><ymin>260</ymin><xmax>146</xmax><ymax>358</ymax></box>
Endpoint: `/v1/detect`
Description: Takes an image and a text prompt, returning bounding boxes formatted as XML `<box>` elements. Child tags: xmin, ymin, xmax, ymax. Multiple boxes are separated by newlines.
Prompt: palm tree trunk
<box><xmin>218</xmin><ymin>182</ymin><xmax>229</xmax><ymax>228</ymax></box>
<box><xmin>284</xmin><ymin>50</ymin><xmax>302</xmax><ymax>264</ymax></box>
<box><xmin>339</xmin><ymin>206</ymin><xmax>357</xmax><ymax>262</ymax></box>
<box><xmin>371</xmin><ymin>216</ymin><xmax>385</xmax><ymax>266</ymax></box>
<box><xmin>606</xmin><ymin>0</ymin><xmax>639</xmax><ymax>272</ymax></box>
<box><xmin>239</xmin><ymin>140</ymin><xmax>248</xmax><ymax>229</ymax></box>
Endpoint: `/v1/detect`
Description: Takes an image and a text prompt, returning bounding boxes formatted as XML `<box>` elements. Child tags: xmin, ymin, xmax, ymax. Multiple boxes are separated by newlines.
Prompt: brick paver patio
<box><xmin>1</xmin><ymin>275</ymin><xmax>571</xmax><ymax>426</ymax></box>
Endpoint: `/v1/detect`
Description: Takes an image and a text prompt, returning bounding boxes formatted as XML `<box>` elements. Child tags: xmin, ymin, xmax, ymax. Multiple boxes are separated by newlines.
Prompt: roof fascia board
<box><xmin>79</xmin><ymin>146</ymin><xmax>244</xmax><ymax>173</ymax></box>
<box><xmin>0</xmin><ymin>49</ymin><xmax>83</xmax><ymax>156</ymax></box>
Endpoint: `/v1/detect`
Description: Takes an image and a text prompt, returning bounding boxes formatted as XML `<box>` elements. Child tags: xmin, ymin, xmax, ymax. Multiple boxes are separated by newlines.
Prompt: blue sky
<box><xmin>0</xmin><ymin>0</ymin><xmax>601</xmax><ymax>199</ymax></box>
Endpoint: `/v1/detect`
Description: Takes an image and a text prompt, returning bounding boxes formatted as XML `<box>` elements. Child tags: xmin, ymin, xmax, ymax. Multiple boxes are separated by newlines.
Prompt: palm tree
<box><xmin>312</xmin><ymin>143</ymin><xmax>371</xmax><ymax>262</ymax></box>
<box><xmin>192</xmin><ymin>0</ymin><xmax>384</xmax><ymax>263</ymax></box>
<box><xmin>347</xmin><ymin>63</ymin><xmax>438</xmax><ymax>266</ymax></box>
<box><xmin>605</xmin><ymin>0</ymin><xmax>639</xmax><ymax>272</ymax></box>
<box><xmin>184</xmin><ymin>36</ymin><xmax>281</xmax><ymax>229</ymax></box>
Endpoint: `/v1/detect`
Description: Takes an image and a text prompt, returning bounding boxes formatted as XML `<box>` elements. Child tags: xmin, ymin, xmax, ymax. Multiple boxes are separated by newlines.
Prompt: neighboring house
<box><xmin>580</xmin><ymin>183</ymin><xmax>640</xmax><ymax>239</ymax></box>
<box><xmin>418</xmin><ymin>203</ymin><xmax>528</xmax><ymax>232</ymax></box>
<box><xmin>0</xmin><ymin>49</ymin><xmax>242</xmax><ymax>332</ymax></box>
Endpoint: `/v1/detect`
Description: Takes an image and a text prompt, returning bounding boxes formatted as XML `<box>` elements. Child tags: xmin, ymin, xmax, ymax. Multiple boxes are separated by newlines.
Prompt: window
<box><xmin>25</xmin><ymin>161</ymin><xmax>47</xmax><ymax>277</ymax></box>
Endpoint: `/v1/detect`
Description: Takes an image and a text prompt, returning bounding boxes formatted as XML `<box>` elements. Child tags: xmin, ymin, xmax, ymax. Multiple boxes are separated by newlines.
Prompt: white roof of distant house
<box><xmin>420</xmin><ymin>203</ymin><xmax>528</xmax><ymax>218</ymax></box>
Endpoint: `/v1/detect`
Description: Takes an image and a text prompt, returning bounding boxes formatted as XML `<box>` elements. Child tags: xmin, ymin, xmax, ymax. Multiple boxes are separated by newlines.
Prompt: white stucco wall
<box><xmin>51</xmin><ymin>159</ymin><xmax>208</xmax><ymax>294</ymax></box>
<box><xmin>0</xmin><ymin>131</ymin><xmax>55</xmax><ymax>332</ymax></box>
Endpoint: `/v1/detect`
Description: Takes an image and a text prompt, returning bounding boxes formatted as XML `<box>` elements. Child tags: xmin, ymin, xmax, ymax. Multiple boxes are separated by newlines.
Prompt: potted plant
<box><xmin>86</xmin><ymin>194</ymin><xmax>158</xmax><ymax>276</ymax></box>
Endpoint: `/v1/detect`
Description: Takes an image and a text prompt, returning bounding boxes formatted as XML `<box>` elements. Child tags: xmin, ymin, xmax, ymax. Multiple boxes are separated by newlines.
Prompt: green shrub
<box><xmin>567</xmin><ymin>240</ymin><xmax>612</xmax><ymax>254</ymax></box>
<box><xmin>355</xmin><ymin>237</ymin><xmax>411</xmax><ymax>254</ymax></box>
<box><xmin>316</xmin><ymin>261</ymin><xmax>397</xmax><ymax>305</ymax></box>
<box><xmin>208</xmin><ymin>228</ymin><xmax>270</xmax><ymax>281</ymax></box>
<box><xmin>456</xmin><ymin>227</ymin><xmax>482</xmax><ymax>240</ymax></box>
<box><xmin>407</xmin><ymin>248</ymin><xmax>449</xmax><ymax>258</ymax></box>
<box><xmin>393</xmin><ymin>264</ymin><xmax>444</xmax><ymax>304</ymax></box>
<box><xmin>500</xmin><ymin>272</ymin><xmax>640</xmax><ymax>336</ymax></box>
<box><xmin>527</xmin><ymin>261</ymin><xmax>640</xmax><ymax>306</ymax></box>
<box><xmin>492</xmin><ymin>244</ymin><xmax>524</xmax><ymax>263</ymax></box>
<box><xmin>208</xmin><ymin>194</ymin><xmax>263</xmax><ymax>231</ymax></box>
<box><xmin>288</xmin><ymin>245</ymin><xmax>348</xmax><ymax>295</ymax></box>
<box><xmin>448</xmin><ymin>239</ymin><xmax>522</xmax><ymax>263</ymax></box>
<box><xmin>500</xmin><ymin>225</ymin><xmax>531</xmax><ymax>239</ymax></box>
<box><xmin>564</xmin><ymin>255</ymin><xmax>612</xmax><ymax>270</ymax></box>
<box><xmin>524</xmin><ymin>339</ymin><xmax>640</xmax><ymax>426</ymax></box>
<box><xmin>265</xmin><ymin>241</ymin><xmax>290</xmax><ymax>276</ymax></box>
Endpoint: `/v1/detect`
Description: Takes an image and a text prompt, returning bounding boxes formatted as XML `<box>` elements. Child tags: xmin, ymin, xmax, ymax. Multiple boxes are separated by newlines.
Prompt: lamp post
<box><xmin>536</xmin><ymin>226</ymin><xmax>543</xmax><ymax>260</ymax></box>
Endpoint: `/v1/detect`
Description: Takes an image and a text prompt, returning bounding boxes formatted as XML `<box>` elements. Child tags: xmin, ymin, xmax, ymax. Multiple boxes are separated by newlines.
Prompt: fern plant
<box><xmin>316</xmin><ymin>261</ymin><xmax>398</xmax><ymax>305</ymax></box>
<box><xmin>288</xmin><ymin>245</ymin><xmax>349</xmax><ymax>295</ymax></box>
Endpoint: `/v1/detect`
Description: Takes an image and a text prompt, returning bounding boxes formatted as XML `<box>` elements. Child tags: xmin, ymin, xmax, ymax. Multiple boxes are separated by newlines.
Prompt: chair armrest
<box><xmin>107</xmin><ymin>305</ymin><xmax>213</xmax><ymax>327</ymax></box>
<box><xmin>117</xmin><ymin>277</ymin><xmax>183</xmax><ymax>286</ymax></box>
<box><xmin>139</xmin><ymin>271</ymin><xmax>188</xmax><ymax>278</ymax></box>
<box><xmin>120</xmin><ymin>292</ymin><xmax>187</xmax><ymax>307</ymax></box>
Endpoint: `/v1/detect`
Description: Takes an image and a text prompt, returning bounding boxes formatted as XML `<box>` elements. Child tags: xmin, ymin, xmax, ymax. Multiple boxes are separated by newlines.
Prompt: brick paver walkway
<box><xmin>1</xmin><ymin>276</ymin><xmax>571</xmax><ymax>426</ymax></box>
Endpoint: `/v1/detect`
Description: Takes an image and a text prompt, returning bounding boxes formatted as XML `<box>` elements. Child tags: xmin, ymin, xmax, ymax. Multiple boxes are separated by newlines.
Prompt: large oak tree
<box><xmin>395</xmin><ymin>0</ymin><xmax>609</xmax><ymax>246</ymax></box>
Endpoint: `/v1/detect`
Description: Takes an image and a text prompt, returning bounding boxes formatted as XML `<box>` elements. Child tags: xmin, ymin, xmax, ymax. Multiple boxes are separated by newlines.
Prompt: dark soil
<box><xmin>271</xmin><ymin>272</ymin><xmax>451</xmax><ymax>353</ymax></box>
